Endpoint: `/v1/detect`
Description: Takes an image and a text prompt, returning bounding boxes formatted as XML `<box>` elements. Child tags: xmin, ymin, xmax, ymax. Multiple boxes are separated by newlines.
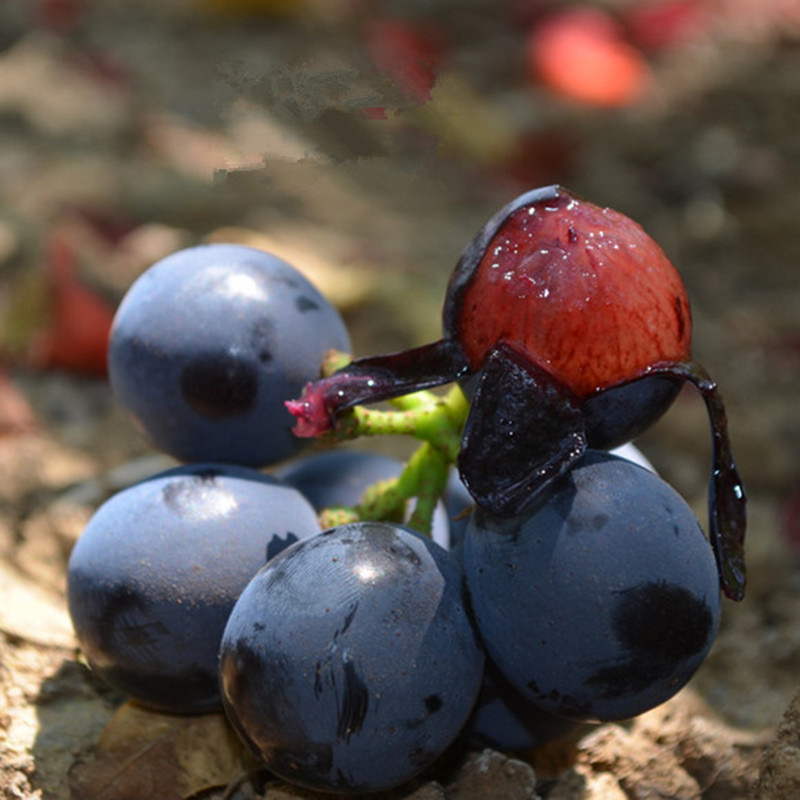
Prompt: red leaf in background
<box><xmin>527</xmin><ymin>6</ymin><xmax>651</xmax><ymax>107</ymax></box>
<box><xmin>37</xmin><ymin>0</ymin><xmax>86</xmax><ymax>33</ymax></box>
<box><xmin>28</xmin><ymin>233</ymin><xmax>115</xmax><ymax>377</ymax></box>
<box><xmin>364</xmin><ymin>18</ymin><xmax>446</xmax><ymax>105</ymax></box>
<box><xmin>624</xmin><ymin>0</ymin><xmax>710</xmax><ymax>52</ymax></box>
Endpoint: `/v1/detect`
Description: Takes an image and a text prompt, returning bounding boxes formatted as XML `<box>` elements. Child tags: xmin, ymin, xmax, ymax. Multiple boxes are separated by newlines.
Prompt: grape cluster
<box><xmin>67</xmin><ymin>187</ymin><xmax>747</xmax><ymax>796</ymax></box>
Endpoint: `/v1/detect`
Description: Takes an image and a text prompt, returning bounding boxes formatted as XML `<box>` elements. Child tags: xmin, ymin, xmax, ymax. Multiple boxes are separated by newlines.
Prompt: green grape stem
<box><xmin>313</xmin><ymin>385</ymin><xmax>469</xmax><ymax>537</ymax></box>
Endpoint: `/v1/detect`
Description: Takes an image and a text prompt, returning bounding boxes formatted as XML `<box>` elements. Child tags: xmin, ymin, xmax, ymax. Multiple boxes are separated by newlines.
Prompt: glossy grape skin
<box><xmin>67</xmin><ymin>463</ymin><xmax>320</xmax><ymax>714</ymax></box>
<box><xmin>459</xmin><ymin>369</ymin><xmax>675</xmax><ymax>458</ymax></box>
<box><xmin>219</xmin><ymin>521</ymin><xmax>485</xmax><ymax>795</ymax></box>
<box><xmin>582</xmin><ymin>375</ymin><xmax>683</xmax><ymax>450</ymax></box>
<box><xmin>449</xmin><ymin>441</ymin><xmax>651</xmax><ymax>559</ymax></box>
<box><xmin>463</xmin><ymin>450</ymin><xmax>720</xmax><ymax>722</ymax></box>
<box><xmin>276</xmin><ymin>449</ymin><xmax>452</xmax><ymax>548</ymax></box>
<box><xmin>108</xmin><ymin>244</ymin><xmax>351</xmax><ymax>466</ymax></box>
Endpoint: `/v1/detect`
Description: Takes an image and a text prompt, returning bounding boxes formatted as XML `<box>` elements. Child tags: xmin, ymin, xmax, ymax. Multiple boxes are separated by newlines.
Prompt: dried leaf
<box><xmin>68</xmin><ymin>701</ymin><xmax>261</xmax><ymax>800</ymax></box>
<box><xmin>27</xmin><ymin>230</ymin><xmax>116</xmax><ymax>376</ymax></box>
<box><xmin>0</xmin><ymin>560</ymin><xmax>75</xmax><ymax>649</ymax></box>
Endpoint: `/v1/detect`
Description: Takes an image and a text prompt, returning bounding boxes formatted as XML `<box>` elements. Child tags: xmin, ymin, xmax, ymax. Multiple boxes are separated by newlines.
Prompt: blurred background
<box><xmin>0</xmin><ymin>0</ymin><xmax>799</xmax><ymax>745</ymax></box>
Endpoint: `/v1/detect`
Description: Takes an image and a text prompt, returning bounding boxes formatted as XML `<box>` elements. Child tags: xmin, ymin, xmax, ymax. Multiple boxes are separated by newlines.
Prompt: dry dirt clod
<box><xmin>545</xmin><ymin>768</ymin><xmax>627</xmax><ymax>800</ymax></box>
<box><xmin>446</xmin><ymin>749</ymin><xmax>540</xmax><ymax>800</ymax></box>
<box><xmin>576</xmin><ymin>723</ymin><xmax>703</xmax><ymax>800</ymax></box>
<box><xmin>754</xmin><ymin>688</ymin><xmax>800</xmax><ymax>800</ymax></box>
<box><xmin>631</xmin><ymin>689</ymin><xmax>769</xmax><ymax>799</ymax></box>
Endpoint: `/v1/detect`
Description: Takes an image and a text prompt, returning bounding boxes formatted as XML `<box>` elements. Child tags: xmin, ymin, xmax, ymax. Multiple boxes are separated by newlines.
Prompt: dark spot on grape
<box><xmin>566</xmin><ymin>509</ymin><xmax>609</xmax><ymax>535</ymax></box>
<box><xmin>180</xmin><ymin>352</ymin><xmax>259</xmax><ymax>418</ymax></box>
<box><xmin>583</xmin><ymin>582</ymin><xmax>714</xmax><ymax>702</ymax></box>
<box><xmin>339</xmin><ymin>601</ymin><xmax>359</xmax><ymax>636</ymax></box>
<box><xmin>192</xmin><ymin>469</ymin><xmax>220</xmax><ymax>483</ymax></box>
<box><xmin>249</xmin><ymin>315</ymin><xmax>273</xmax><ymax>338</ymax></box>
<box><xmin>248</xmin><ymin>319</ymin><xmax>274</xmax><ymax>364</ymax></box>
<box><xmin>424</xmin><ymin>694</ymin><xmax>442</xmax><ymax>713</ymax></box>
<box><xmin>613</xmin><ymin>581</ymin><xmax>713</xmax><ymax>661</ymax></box>
<box><xmin>592</xmin><ymin>513</ymin><xmax>609</xmax><ymax>530</ymax></box>
<box><xmin>313</xmin><ymin>664</ymin><xmax>323</xmax><ymax>698</ymax></box>
<box><xmin>337</xmin><ymin>659</ymin><xmax>369</xmax><ymax>742</ymax></box>
<box><xmin>296</xmin><ymin>296</ymin><xmax>320</xmax><ymax>312</ymax></box>
<box><xmin>93</xmin><ymin>586</ymin><xmax>152</xmax><ymax>651</ymax></box>
<box><xmin>379</xmin><ymin>532</ymin><xmax>422</xmax><ymax>570</ymax></box>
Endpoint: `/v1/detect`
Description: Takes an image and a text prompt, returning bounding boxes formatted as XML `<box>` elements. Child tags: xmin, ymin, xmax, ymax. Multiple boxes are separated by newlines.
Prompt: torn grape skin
<box><xmin>287</xmin><ymin>339</ymin><xmax>469</xmax><ymax>438</ymax></box>
<box><xmin>286</xmin><ymin>352</ymin><xmax>746</xmax><ymax>601</ymax></box>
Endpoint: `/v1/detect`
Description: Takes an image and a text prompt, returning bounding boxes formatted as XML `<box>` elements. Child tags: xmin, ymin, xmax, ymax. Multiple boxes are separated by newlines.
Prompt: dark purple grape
<box><xmin>276</xmin><ymin>449</ymin><xmax>451</xmax><ymax>548</ymax></box>
<box><xmin>581</xmin><ymin>375</ymin><xmax>683</xmax><ymax>450</ymax></box>
<box><xmin>276</xmin><ymin>449</ymin><xmax>408</xmax><ymax>510</ymax></box>
<box><xmin>108</xmin><ymin>243</ymin><xmax>351</xmax><ymax>466</ymax></box>
<box><xmin>67</xmin><ymin>463</ymin><xmax>320</xmax><ymax>713</ymax></box>
<box><xmin>463</xmin><ymin>663</ymin><xmax>582</xmax><ymax>753</ymax></box>
<box><xmin>463</xmin><ymin>450</ymin><xmax>721</xmax><ymax>722</ymax></box>
<box><xmin>219</xmin><ymin>521</ymin><xmax>485</xmax><ymax>794</ymax></box>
